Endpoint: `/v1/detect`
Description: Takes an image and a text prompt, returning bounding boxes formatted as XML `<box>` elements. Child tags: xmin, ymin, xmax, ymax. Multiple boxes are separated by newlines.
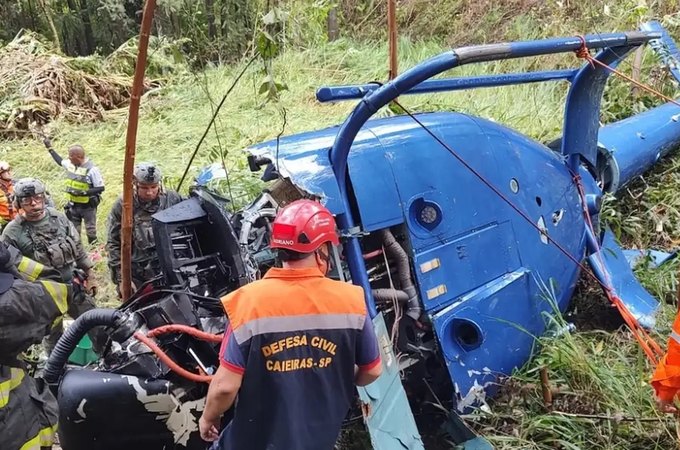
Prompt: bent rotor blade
<box><xmin>587</xmin><ymin>229</ymin><xmax>660</xmax><ymax>329</ymax></box>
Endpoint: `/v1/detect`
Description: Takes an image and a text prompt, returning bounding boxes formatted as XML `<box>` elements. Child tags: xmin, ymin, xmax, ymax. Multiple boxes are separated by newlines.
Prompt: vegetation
<box><xmin>3</xmin><ymin>0</ymin><xmax>680</xmax><ymax>448</ymax></box>
<box><xmin>0</xmin><ymin>0</ymin><xmax>254</xmax><ymax>62</ymax></box>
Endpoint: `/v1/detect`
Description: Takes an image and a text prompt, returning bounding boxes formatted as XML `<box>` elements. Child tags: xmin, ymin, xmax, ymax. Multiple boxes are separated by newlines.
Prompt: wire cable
<box><xmin>390</xmin><ymin>96</ymin><xmax>664</xmax><ymax>364</ymax></box>
<box><xmin>176</xmin><ymin>54</ymin><xmax>258</xmax><ymax>191</ymax></box>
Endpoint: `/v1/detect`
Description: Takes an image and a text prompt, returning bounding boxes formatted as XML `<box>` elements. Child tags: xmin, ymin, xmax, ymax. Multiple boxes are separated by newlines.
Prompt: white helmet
<box><xmin>0</xmin><ymin>161</ymin><xmax>10</xmax><ymax>172</ymax></box>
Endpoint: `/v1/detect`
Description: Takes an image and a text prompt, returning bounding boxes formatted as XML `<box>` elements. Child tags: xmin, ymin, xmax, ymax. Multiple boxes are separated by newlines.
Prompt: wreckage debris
<box><xmin>0</xmin><ymin>30</ymin><xmax>183</xmax><ymax>138</ymax></box>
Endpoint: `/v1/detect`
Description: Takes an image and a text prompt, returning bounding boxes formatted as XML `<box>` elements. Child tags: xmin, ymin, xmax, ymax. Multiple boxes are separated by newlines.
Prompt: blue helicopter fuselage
<box><xmin>246</xmin><ymin>30</ymin><xmax>679</xmax><ymax>447</ymax></box>
<box><xmin>249</xmin><ymin>111</ymin><xmax>596</xmax><ymax>402</ymax></box>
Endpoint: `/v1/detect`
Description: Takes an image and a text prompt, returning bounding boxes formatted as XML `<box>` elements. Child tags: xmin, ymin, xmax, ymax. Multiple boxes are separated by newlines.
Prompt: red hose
<box><xmin>133</xmin><ymin>331</ymin><xmax>213</xmax><ymax>383</ymax></box>
<box><xmin>363</xmin><ymin>249</ymin><xmax>383</xmax><ymax>260</ymax></box>
<box><xmin>146</xmin><ymin>324</ymin><xmax>223</xmax><ymax>343</ymax></box>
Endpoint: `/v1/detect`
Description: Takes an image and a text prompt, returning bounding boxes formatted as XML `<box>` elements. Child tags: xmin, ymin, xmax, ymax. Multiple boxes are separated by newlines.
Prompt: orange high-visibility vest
<box><xmin>0</xmin><ymin>181</ymin><xmax>15</xmax><ymax>223</ymax></box>
<box><xmin>651</xmin><ymin>311</ymin><xmax>680</xmax><ymax>402</ymax></box>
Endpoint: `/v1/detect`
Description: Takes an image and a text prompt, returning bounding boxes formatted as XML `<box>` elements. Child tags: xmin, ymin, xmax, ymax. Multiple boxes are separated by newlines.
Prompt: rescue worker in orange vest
<box><xmin>0</xmin><ymin>161</ymin><xmax>16</xmax><ymax>230</ymax></box>
<box><xmin>199</xmin><ymin>199</ymin><xmax>383</xmax><ymax>450</ymax></box>
<box><xmin>652</xmin><ymin>312</ymin><xmax>680</xmax><ymax>411</ymax></box>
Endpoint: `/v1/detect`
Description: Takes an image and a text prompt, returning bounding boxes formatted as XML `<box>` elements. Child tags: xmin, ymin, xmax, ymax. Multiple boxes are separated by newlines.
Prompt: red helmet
<box><xmin>270</xmin><ymin>199</ymin><xmax>339</xmax><ymax>254</ymax></box>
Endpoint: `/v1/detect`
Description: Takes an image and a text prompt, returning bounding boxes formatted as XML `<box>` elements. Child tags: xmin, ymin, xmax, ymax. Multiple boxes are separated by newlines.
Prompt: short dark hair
<box><xmin>277</xmin><ymin>248</ymin><xmax>311</xmax><ymax>261</ymax></box>
<box><xmin>277</xmin><ymin>242</ymin><xmax>331</xmax><ymax>262</ymax></box>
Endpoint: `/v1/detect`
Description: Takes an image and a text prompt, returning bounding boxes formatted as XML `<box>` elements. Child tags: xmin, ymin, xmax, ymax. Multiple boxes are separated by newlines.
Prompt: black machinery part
<box><xmin>57</xmin><ymin>370</ymin><xmax>209</xmax><ymax>450</ymax></box>
<box><xmin>44</xmin><ymin>308</ymin><xmax>122</xmax><ymax>385</ymax></box>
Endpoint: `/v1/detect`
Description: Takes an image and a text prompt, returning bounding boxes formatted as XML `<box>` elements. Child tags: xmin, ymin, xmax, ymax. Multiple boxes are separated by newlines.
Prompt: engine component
<box><xmin>380</xmin><ymin>229</ymin><xmax>421</xmax><ymax>320</ymax></box>
<box><xmin>44</xmin><ymin>308</ymin><xmax>122</xmax><ymax>385</ymax></box>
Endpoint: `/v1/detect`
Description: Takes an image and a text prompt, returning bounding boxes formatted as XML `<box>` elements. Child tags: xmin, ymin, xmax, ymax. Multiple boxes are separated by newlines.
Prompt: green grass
<box><xmin>5</xmin><ymin>9</ymin><xmax>680</xmax><ymax>448</ymax></box>
<box><xmin>470</xmin><ymin>302</ymin><xmax>680</xmax><ymax>449</ymax></box>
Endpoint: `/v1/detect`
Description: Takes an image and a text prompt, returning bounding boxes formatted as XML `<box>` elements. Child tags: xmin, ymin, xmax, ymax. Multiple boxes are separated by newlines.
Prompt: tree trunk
<box><xmin>27</xmin><ymin>0</ymin><xmax>38</xmax><ymax>30</ymax></box>
<box><xmin>205</xmin><ymin>0</ymin><xmax>216</xmax><ymax>39</ymax></box>
<box><xmin>327</xmin><ymin>7</ymin><xmax>338</xmax><ymax>41</ymax></box>
<box><xmin>65</xmin><ymin>0</ymin><xmax>86</xmax><ymax>55</ymax></box>
<box><xmin>387</xmin><ymin>0</ymin><xmax>397</xmax><ymax>80</ymax></box>
<box><xmin>79</xmin><ymin>0</ymin><xmax>95</xmax><ymax>54</ymax></box>
<box><xmin>172</xmin><ymin>10</ymin><xmax>181</xmax><ymax>39</ymax></box>
<box><xmin>631</xmin><ymin>46</ymin><xmax>644</xmax><ymax>98</ymax></box>
<box><xmin>36</xmin><ymin>0</ymin><xmax>61</xmax><ymax>51</ymax></box>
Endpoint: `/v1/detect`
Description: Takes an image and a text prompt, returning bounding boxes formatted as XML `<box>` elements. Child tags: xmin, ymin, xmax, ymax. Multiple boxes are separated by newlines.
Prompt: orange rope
<box><xmin>568</xmin><ymin>39</ymin><xmax>671</xmax><ymax>363</ymax></box>
<box><xmin>146</xmin><ymin>324</ymin><xmax>224</xmax><ymax>343</ymax></box>
<box><xmin>572</xmin><ymin>170</ymin><xmax>663</xmax><ymax>364</ymax></box>
<box><xmin>573</xmin><ymin>173</ymin><xmax>662</xmax><ymax>358</ymax></box>
<box><xmin>575</xmin><ymin>35</ymin><xmax>680</xmax><ymax>109</ymax></box>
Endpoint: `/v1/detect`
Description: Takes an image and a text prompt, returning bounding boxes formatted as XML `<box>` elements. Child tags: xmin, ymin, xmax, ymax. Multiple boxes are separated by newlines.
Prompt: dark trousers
<box><xmin>66</xmin><ymin>203</ymin><xmax>98</xmax><ymax>244</ymax></box>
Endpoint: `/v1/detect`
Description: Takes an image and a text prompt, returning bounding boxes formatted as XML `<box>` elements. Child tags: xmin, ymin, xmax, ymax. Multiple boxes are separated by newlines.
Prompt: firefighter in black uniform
<box><xmin>0</xmin><ymin>240</ymin><xmax>71</xmax><ymax>450</ymax></box>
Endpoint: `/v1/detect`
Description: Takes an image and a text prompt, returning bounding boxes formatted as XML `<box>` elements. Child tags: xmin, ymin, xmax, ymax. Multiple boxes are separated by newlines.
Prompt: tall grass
<box><xmin>2</xmin><ymin>36</ymin><xmax>580</xmax><ymax>227</ymax></box>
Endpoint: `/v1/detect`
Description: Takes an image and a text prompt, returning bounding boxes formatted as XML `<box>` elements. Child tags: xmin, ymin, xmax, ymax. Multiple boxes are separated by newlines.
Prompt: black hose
<box><xmin>372</xmin><ymin>288</ymin><xmax>409</xmax><ymax>303</ymax></box>
<box><xmin>121</xmin><ymin>288</ymin><xmax>222</xmax><ymax>313</ymax></box>
<box><xmin>44</xmin><ymin>309</ymin><xmax>122</xmax><ymax>384</ymax></box>
<box><xmin>379</xmin><ymin>229</ymin><xmax>422</xmax><ymax>320</ymax></box>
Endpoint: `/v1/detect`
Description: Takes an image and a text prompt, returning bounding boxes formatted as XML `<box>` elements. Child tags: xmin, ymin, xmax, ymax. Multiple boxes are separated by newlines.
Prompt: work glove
<box><xmin>43</xmin><ymin>137</ymin><xmax>52</xmax><ymax>149</ymax></box>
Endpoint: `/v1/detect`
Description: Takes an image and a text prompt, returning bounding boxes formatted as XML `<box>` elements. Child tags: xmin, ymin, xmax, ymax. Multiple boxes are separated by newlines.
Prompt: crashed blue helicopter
<box><xmin>47</xmin><ymin>22</ymin><xmax>680</xmax><ymax>450</ymax></box>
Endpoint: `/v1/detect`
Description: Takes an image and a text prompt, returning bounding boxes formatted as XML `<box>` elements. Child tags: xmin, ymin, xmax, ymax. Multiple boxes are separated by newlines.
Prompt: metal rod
<box><xmin>387</xmin><ymin>0</ymin><xmax>397</xmax><ymax>80</ymax></box>
<box><xmin>122</xmin><ymin>0</ymin><xmax>157</xmax><ymax>300</ymax></box>
<box><xmin>540</xmin><ymin>366</ymin><xmax>553</xmax><ymax>409</ymax></box>
<box><xmin>316</xmin><ymin>69</ymin><xmax>576</xmax><ymax>103</ymax></box>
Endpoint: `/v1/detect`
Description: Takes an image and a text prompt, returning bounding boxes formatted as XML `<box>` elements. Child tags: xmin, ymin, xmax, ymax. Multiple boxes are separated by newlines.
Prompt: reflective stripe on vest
<box><xmin>39</xmin><ymin>280</ymin><xmax>68</xmax><ymax>314</ymax></box>
<box><xmin>671</xmin><ymin>330</ymin><xmax>680</xmax><ymax>345</ymax></box>
<box><xmin>65</xmin><ymin>161</ymin><xmax>92</xmax><ymax>204</ymax></box>
<box><xmin>0</xmin><ymin>367</ymin><xmax>25</xmax><ymax>408</ymax></box>
<box><xmin>17</xmin><ymin>257</ymin><xmax>45</xmax><ymax>282</ymax></box>
<box><xmin>19</xmin><ymin>424</ymin><xmax>58</xmax><ymax>450</ymax></box>
<box><xmin>232</xmin><ymin>313</ymin><xmax>366</xmax><ymax>344</ymax></box>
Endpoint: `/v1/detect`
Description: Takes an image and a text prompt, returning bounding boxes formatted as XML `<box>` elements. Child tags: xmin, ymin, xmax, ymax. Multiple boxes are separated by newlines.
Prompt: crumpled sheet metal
<box><xmin>357</xmin><ymin>313</ymin><xmax>424</xmax><ymax>450</ymax></box>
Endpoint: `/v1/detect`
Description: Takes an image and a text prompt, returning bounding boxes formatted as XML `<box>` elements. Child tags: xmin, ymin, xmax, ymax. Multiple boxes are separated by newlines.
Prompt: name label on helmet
<box><xmin>272</xmin><ymin>238</ymin><xmax>295</xmax><ymax>246</ymax></box>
